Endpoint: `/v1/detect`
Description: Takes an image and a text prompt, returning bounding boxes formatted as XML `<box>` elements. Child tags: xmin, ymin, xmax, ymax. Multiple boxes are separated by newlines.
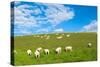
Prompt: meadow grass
<box><xmin>11</xmin><ymin>32</ymin><xmax>97</xmax><ymax>66</ymax></box>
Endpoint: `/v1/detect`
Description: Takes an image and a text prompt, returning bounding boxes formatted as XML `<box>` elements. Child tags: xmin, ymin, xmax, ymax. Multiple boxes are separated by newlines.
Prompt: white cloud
<box><xmin>12</xmin><ymin>2</ymin><xmax>75</xmax><ymax>35</ymax></box>
<box><xmin>13</xmin><ymin>27</ymin><xmax>33</xmax><ymax>36</ymax></box>
<box><xmin>81</xmin><ymin>20</ymin><xmax>97</xmax><ymax>32</ymax></box>
<box><xmin>43</xmin><ymin>4</ymin><xmax>75</xmax><ymax>26</ymax></box>
<box><xmin>36</xmin><ymin>28</ymin><xmax>49</xmax><ymax>34</ymax></box>
<box><xmin>15</xmin><ymin>16</ymin><xmax>39</xmax><ymax>27</ymax></box>
<box><xmin>54</xmin><ymin>28</ymin><xmax>64</xmax><ymax>33</ymax></box>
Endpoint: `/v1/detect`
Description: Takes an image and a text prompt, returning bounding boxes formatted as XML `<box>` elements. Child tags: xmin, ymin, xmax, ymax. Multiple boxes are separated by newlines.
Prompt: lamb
<box><xmin>44</xmin><ymin>49</ymin><xmax>49</xmax><ymax>55</ymax></box>
<box><xmin>14</xmin><ymin>50</ymin><xmax>17</xmax><ymax>54</ymax></box>
<box><xmin>57</xmin><ymin>36</ymin><xmax>63</xmax><ymax>39</ymax></box>
<box><xmin>36</xmin><ymin>47</ymin><xmax>42</xmax><ymax>52</ymax></box>
<box><xmin>46</xmin><ymin>36</ymin><xmax>50</xmax><ymax>40</ymax></box>
<box><xmin>55</xmin><ymin>47</ymin><xmax>62</xmax><ymax>54</ymax></box>
<box><xmin>88</xmin><ymin>42</ymin><xmax>92</xmax><ymax>47</ymax></box>
<box><xmin>65</xmin><ymin>46</ymin><xmax>72</xmax><ymax>52</ymax></box>
<box><xmin>27</xmin><ymin>49</ymin><xmax>32</xmax><ymax>56</ymax></box>
<box><xmin>66</xmin><ymin>34</ymin><xmax>70</xmax><ymax>37</ymax></box>
<box><xmin>41</xmin><ymin>36</ymin><xmax>43</xmax><ymax>38</ymax></box>
<box><xmin>34</xmin><ymin>50</ymin><xmax>40</xmax><ymax>58</ymax></box>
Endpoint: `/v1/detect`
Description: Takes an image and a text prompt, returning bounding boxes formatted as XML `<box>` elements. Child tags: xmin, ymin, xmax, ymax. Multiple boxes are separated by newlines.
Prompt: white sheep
<box><xmin>34</xmin><ymin>50</ymin><xmax>40</xmax><ymax>58</ymax></box>
<box><xmin>14</xmin><ymin>50</ymin><xmax>17</xmax><ymax>54</ymax></box>
<box><xmin>65</xmin><ymin>46</ymin><xmax>72</xmax><ymax>52</ymax></box>
<box><xmin>27</xmin><ymin>49</ymin><xmax>32</xmax><ymax>56</ymax></box>
<box><xmin>36</xmin><ymin>47</ymin><xmax>42</xmax><ymax>52</ymax></box>
<box><xmin>66</xmin><ymin>34</ymin><xmax>70</xmax><ymax>37</ymax></box>
<box><xmin>57</xmin><ymin>36</ymin><xmax>63</xmax><ymax>39</ymax></box>
<box><xmin>56</xmin><ymin>33</ymin><xmax>59</xmax><ymax>35</ymax></box>
<box><xmin>44</xmin><ymin>34</ymin><xmax>47</xmax><ymax>37</ymax></box>
<box><xmin>62</xmin><ymin>34</ymin><xmax>64</xmax><ymax>35</ymax></box>
<box><xmin>55</xmin><ymin>47</ymin><xmax>62</xmax><ymax>54</ymax></box>
<box><xmin>37</xmin><ymin>35</ymin><xmax>40</xmax><ymax>37</ymax></box>
<box><xmin>46</xmin><ymin>36</ymin><xmax>50</xmax><ymax>40</ymax></box>
<box><xmin>44</xmin><ymin>49</ymin><xmax>49</xmax><ymax>55</ymax></box>
<box><xmin>88</xmin><ymin>42</ymin><xmax>92</xmax><ymax>47</ymax></box>
<box><xmin>41</xmin><ymin>36</ymin><xmax>43</xmax><ymax>38</ymax></box>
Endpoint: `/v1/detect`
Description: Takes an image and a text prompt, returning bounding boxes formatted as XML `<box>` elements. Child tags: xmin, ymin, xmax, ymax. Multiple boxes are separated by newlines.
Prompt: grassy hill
<box><xmin>11</xmin><ymin>32</ymin><xmax>97</xmax><ymax>66</ymax></box>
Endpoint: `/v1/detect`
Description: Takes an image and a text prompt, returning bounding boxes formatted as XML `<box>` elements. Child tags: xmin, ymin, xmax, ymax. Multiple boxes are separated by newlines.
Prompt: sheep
<box><xmin>66</xmin><ymin>34</ymin><xmax>70</xmax><ymax>37</ymax></box>
<box><xmin>55</xmin><ymin>47</ymin><xmax>62</xmax><ymax>54</ymax></box>
<box><xmin>44</xmin><ymin>49</ymin><xmax>49</xmax><ymax>55</ymax></box>
<box><xmin>27</xmin><ymin>49</ymin><xmax>32</xmax><ymax>56</ymax></box>
<box><xmin>41</xmin><ymin>36</ymin><xmax>43</xmax><ymax>38</ymax></box>
<box><xmin>44</xmin><ymin>34</ymin><xmax>47</xmax><ymax>37</ymax></box>
<box><xmin>57</xmin><ymin>36</ymin><xmax>63</xmax><ymax>39</ymax></box>
<box><xmin>88</xmin><ymin>42</ymin><xmax>92</xmax><ymax>47</ymax></box>
<box><xmin>14</xmin><ymin>50</ymin><xmax>17</xmax><ymax>54</ymax></box>
<box><xmin>36</xmin><ymin>47</ymin><xmax>42</xmax><ymax>52</ymax></box>
<box><xmin>62</xmin><ymin>34</ymin><xmax>64</xmax><ymax>35</ymax></box>
<box><xmin>56</xmin><ymin>33</ymin><xmax>59</xmax><ymax>35</ymax></box>
<box><xmin>65</xmin><ymin>46</ymin><xmax>72</xmax><ymax>52</ymax></box>
<box><xmin>37</xmin><ymin>35</ymin><xmax>40</xmax><ymax>37</ymax></box>
<box><xmin>46</xmin><ymin>36</ymin><xmax>50</xmax><ymax>40</ymax></box>
<box><xmin>34</xmin><ymin>50</ymin><xmax>40</xmax><ymax>58</ymax></box>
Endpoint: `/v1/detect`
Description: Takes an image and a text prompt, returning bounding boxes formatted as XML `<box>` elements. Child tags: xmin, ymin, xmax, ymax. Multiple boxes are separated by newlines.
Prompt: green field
<box><xmin>11</xmin><ymin>32</ymin><xmax>97</xmax><ymax>66</ymax></box>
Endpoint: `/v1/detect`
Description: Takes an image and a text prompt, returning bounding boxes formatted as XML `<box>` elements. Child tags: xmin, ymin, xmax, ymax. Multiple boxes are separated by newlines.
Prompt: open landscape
<box><xmin>11</xmin><ymin>32</ymin><xmax>97</xmax><ymax>66</ymax></box>
<box><xmin>11</xmin><ymin>1</ymin><xmax>97</xmax><ymax>66</ymax></box>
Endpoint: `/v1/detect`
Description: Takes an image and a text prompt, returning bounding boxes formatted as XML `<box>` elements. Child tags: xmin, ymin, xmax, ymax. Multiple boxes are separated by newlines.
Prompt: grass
<box><xmin>11</xmin><ymin>32</ymin><xmax>97</xmax><ymax>66</ymax></box>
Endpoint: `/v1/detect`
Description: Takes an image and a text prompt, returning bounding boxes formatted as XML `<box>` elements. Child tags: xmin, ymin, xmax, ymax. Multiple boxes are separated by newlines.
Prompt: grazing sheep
<box><xmin>66</xmin><ymin>34</ymin><xmax>70</xmax><ymax>37</ymax></box>
<box><xmin>27</xmin><ymin>49</ymin><xmax>32</xmax><ymax>56</ymax></box>
<box><xmin>14</xmin><ymin>50</ymin><xmax>17</xmax><ymax>54</ymax></box>
<box><xmin>37</xmin><ymin>35</ymin><xmax>40</xmax><ymax>37</ymax></box>
<box><xmin>65</xmin><ymin>46</ymin><xmax>72</xmax><ymax>52</ymax></box>
<box><xmin>88</xmin><ymin>42</ymin><xmax>92</xmax><ymax>47</ymax></box>
<box><xmin>34</xmin><ymin>50</ymin><xmax>40</xmax><ymax>58</ymax></box>
<box><xmin>36</xmin><ymin>47</ymin><xmax>42</xmax><ymax>52</ymax></box>
<box><xmin>44</xmin><ymin>49</ymin><xmax>49</xmax><ymax>55</ymax></box>
<box><xmin>56</xmin><ymin>33</ymin><xmax>59</xmax><ymax>35</ymax></box>
<box><xmin>62</xmin><ymin>34</ymin><xmax>64</xmax><ymax>35</ymax></box>
<box><xmin>57</xmin><ymin>36</ymin><xmax>63</xmax><ymax>39</ymax></box>
<box><xmin>55</xmin><ymin>47</ymin><xmax>62</xmax><ymax>54</ymax></box>
<box><xmin>41</xmin><ymin>36</ymin><xmax>43</xmax><ymax>38</ymax></box>
<box><xmin>46</xmin><ymin>36</ymin><xmax>50</xmax><ymax>40</ymax></box>
<box><xmin>44</xmin><ymin>34</ymin><xmax>47</xmax><ymax>37</ymax></box>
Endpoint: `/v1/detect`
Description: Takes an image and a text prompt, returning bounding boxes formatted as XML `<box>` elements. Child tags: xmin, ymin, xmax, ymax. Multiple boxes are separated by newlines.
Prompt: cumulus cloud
<box><xmin>81</xmin><ymin>20</ymin><xmax>97</xmax><ymax>32</ymax></box>
<box><xmin>43</xmin><ymin>4</ymin><xmax>75</xmax><ymax>26</ymax></box>
<box><xmin>12</xmin><ymin>2</ymin><xmax>75</xmax><ymax>35</ymax></box>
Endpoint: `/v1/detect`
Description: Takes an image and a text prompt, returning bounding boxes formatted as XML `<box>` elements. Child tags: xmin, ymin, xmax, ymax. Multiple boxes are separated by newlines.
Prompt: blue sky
<box><xmin>11</xmin><ymin>1</ymin><xmax>97</xmax><ymax>36</ymax></box>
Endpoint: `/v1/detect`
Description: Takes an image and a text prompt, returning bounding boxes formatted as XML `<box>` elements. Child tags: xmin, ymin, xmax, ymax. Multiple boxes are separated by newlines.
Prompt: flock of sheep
<box><xmin>33</xmin><ymin>33</ymin><xmax>71</xmax><ymax>40</ymax></box>
<box><xmin>27</xmin><ymin>46</ymin><xmax>72</xmax><ymax>58</ymax></box>
<box><xmin>14</xmin><ymin>33</ymin><xmax>93</xmax><ymax>59</ymax></box>
<box><xmin>14</xmin><ymin>42</ymin><xmax>92</xmax><ymax>59</ymax></box>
